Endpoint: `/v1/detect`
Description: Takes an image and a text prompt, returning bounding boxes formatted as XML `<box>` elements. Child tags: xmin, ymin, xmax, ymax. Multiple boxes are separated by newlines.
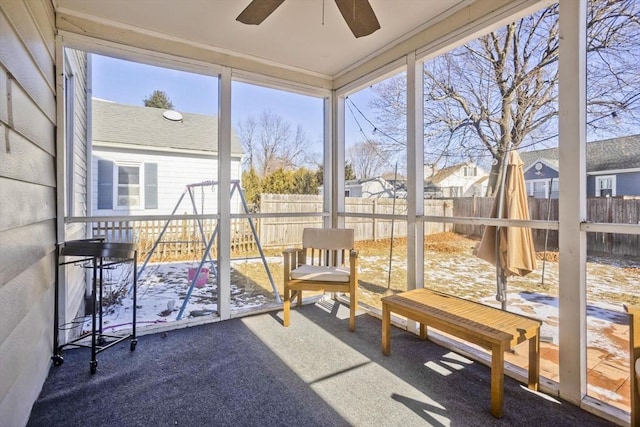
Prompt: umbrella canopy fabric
<box><xmin>478</xmin><ymin>151</ymin><xmax>536</xmax><ymax>278</ymax></box>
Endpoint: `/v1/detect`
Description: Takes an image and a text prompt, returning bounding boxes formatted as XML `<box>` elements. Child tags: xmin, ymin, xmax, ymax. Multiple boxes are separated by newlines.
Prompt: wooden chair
<box><xmin>625</xmin><ymin>305</ymin><xmax>640</xmax><ymax>427</ymax></box>
<box><xmin>282</xmin><ymin>228</ymin><xmax>359</xmax><ymax>331</ymax></box>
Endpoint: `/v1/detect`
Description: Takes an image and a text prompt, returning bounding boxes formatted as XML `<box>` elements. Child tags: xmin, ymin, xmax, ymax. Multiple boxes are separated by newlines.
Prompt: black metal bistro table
<box><xmin>52</xmin><ymin>238</ymin><xmax>137</xmax><ymax>373</ymax></box>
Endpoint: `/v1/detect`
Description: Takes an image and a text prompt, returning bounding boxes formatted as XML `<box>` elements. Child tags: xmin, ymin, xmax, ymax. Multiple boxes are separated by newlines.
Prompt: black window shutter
<box><xmin>145</xmin><ymin>163</ymin><xmax>158</xmax><ymax>209</ymax></box>
<box><xmin>97</xmin><ymin>160</ymin><xmax>113</xmax><ymax>209</ymax></box>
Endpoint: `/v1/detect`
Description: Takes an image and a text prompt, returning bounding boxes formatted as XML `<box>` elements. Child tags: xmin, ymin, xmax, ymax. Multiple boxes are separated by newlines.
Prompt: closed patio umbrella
<box><xmin>477</xmin><ymin>150</ymin><xmax>536</xmax><ymax>309</ymax></box>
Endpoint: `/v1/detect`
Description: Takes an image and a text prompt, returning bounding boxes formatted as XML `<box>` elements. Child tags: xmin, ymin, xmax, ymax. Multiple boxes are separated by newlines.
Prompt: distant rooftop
<box><xmin>92</xmin><ymin>98</ymin><xmax>243</xmax><ymax>156</ymax></box>
<box><xmin>520</xmin><ymin>134</ymin><xmax>640</xmax><ymax>172</ymax></box>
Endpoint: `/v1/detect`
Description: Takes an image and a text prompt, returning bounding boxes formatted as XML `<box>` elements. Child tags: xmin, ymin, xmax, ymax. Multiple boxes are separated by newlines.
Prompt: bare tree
<box><xmin>347</xmin><ymin>140</ymin><xmax>387</xmax><ymax>179</ymax></box>
<box><xmin>236</xmin><ymin>110</ymin><xmax>310</xmax><ymax>177</ymax></box>
<box><xmin>370</xmin><ymin>0</ymin><xmax>640</xmax><ymax>195</ymax></box>
<box><xmin>237</xmin><ymin>116</ymin><xmax>257</xmax><ymax>169</ymax></box>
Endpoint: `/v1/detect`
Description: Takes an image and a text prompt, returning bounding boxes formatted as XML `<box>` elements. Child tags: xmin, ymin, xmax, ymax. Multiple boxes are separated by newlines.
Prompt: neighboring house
<box><xmin>521</xmin><ymin>134</ymin><xmax>640</xmax><ymax>198</ymax></box>
<box><xmin>345</xmin><ymin>177</ymin><xmax>395</xmax><ymax>198</ymax></box>
<box><xmin>92</xmin><ymin>99</ymin><xmax>244</xmax><ymax>215</ymax></box>
<box><xmin>423</xmin><ymin>162</ymin><xmax>488</xmax><ymax>198</ymax></box>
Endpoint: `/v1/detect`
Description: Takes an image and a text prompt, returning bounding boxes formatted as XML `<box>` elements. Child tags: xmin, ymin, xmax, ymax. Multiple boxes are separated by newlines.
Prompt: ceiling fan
<box><xmin>236</xmin><ymin>0</ymin><xmax>381</xmax><ymax>38</ymax></box>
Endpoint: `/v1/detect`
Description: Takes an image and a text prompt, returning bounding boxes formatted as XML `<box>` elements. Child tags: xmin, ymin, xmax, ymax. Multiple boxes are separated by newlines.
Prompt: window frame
<box><xmin>595</xmin><ymin>175</ymin><xmax>616</xmax><ymax>197</ymax></box>
<box><xmin>115</xmin><ymin>162</ymin><xmax>143</xmax><ymax>209</ymax></box>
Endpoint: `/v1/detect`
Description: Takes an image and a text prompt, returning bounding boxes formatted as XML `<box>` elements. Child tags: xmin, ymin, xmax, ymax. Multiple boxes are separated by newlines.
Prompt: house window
<box><xmin>117</xmin><ymin>164</ymin><xmax>141</xmax><ymax>208</ymax></box>
<box><xmin>345</xmin><ymin>190</ymin><xmax>351</xmax><ymax>197</ymax></box>
<box><xmin>533</xmin><ymin>181</ymin><xmax>546</xmax><ymax>199</ymax></box>
<box><xmin>64</xmin><ymin>74</ymin><xmax>75</xmax><ymax>216</ymax></box>
<box><xmin>464</xmin><ymin>166</ymin><xmax>477</xmax><ymax>177</ymax></box>
<box><xmin>97</xmin><ymin>160</ymin><xmax>158</xmax><ymax>209</ymax></box>
<box><xmin>64</xmin><ymin>54</ymin><xmax>76</xmax><ymax>216</ymax></box>
<box><xmin>596</xmin><ymin>175</ymin><xmax>616</xmax><ymax>197</ymax></box>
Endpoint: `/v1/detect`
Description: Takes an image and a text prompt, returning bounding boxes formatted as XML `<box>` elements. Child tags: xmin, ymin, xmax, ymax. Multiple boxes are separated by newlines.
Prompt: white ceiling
<box><xmin>54</xmin><ymin>0</ymin><xmax>471</xmax><ymax>78</ymax></box>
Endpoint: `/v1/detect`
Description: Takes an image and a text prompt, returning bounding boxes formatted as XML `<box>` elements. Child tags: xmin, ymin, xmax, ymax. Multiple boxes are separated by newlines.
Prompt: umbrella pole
<box><xmin>495</xmin><ymin>151</ymin><xmax>510</xmax><ymax>310</ymax></box>
<box><xmin>384</xmin><ymin>163</ymin><xmax>398</xmax><ymax>296</ymax></box>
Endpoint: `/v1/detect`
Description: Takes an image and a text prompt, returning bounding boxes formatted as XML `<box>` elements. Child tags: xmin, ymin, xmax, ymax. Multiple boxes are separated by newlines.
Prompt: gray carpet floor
<box><xmin>28</xmin><ymin>300</ymin><xmax>615</xmax><ymax>426</ymax></box>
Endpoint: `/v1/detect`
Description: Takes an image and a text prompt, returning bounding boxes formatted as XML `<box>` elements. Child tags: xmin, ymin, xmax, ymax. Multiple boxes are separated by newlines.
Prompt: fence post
<box><xmin>373</xmin><ymin>199</ymin><xmax>377</xmax><ymax>241</ymax></box>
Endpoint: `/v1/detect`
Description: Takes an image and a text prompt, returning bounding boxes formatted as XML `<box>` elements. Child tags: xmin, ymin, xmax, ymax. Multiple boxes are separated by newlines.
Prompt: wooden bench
<box><xmin>381</xmin><ymin>288</ymin><xmax>541</xmax><ymax>418</ymax></box>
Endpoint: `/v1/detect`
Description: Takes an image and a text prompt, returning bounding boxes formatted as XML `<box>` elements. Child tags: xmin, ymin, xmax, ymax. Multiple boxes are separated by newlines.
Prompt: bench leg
<box><xmin>419</xmin><ymin>323</ymin><xmax>427</xmax><ymax>340</ymax></box>
<box><xmin>528</xmin><ymin>330</ymin><xmax>540</xmax><ymax>391</ymax></box>
<box><xmin>283</xmin><ymin>287</ymin><xmax>291</xmax><ymax>327</ymax></box>
<box><xmin>382</xmin><ymin>303</ymin><xmax>391</xmax><ymax>356</ymax></box>
<box><xmin>490</xmin><ymin>344</ymin><xmax>505</xmax><ymax>418</ymax></box>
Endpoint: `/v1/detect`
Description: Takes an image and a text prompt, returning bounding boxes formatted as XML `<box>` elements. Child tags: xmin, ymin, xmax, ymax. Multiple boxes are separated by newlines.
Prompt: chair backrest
<box><xmin>302</xmin><ymin>228</ymin><xmax>354</xmax><ymax>250</ymax></box>
<box><xmin>302</xmin><ymin>228</ymin><xmax>354</xmax><ymax>267</ymax></box>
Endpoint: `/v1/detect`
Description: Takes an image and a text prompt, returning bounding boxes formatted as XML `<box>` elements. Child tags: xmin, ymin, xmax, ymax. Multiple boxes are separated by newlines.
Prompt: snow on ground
<box><xmin>84</xmin><ymin>261</ymin><xmax>270</xmax><ymax>334</ymax></box>
<box><xmin>87</xmin><ymin>254</ymin><xmax>637</xmax><ymax>363</ymax></box>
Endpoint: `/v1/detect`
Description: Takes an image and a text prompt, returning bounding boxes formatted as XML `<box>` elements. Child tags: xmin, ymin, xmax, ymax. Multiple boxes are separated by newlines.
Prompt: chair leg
<box><xmin>283</xmin><ymin>286</ymin><xmax>290</xmax><ymax>327</ymax></box>
<box><xmin>349</xmin><ymin>292</ymin><xmax>357</xmax><ymax>332</ymax></box>
<box><xmin>296</xmin><ymin>290</ymin><xmax>303</xmax><ymax>307</ymax></box>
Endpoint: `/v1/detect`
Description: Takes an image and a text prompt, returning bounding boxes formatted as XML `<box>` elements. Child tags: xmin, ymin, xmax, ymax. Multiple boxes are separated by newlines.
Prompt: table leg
<box><xmin>382</xmin><ymin>303</ymin><xmax>391</xmax><ymax>356</ymax></box>
<box><xmin>490</xmin><ymin>344</ymin><xmax>505</xmax><ymax>418</ymax></box>
<box><xmin>528</xmin><ymin>329</ymin><xmax>540</xmax><ymax>391</ymax></box>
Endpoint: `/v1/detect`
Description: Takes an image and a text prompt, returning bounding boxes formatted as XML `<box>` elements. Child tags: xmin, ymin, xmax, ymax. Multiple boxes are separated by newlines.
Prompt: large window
<box><xmin>416</xmin><ymin>4</ymin><xmax>564</xmax><ymax>386</ymax></box>
<box><xmin>229</xmin><ymin>80</ymin><xmax>326</xmax><ymax>309</ymax></box>
<box><xmin>584</xmin><ymin>0</ymin><xmax>640</xmax><ymax>413</ymax></box>
<box><xmin>88</xmin><ymin>53</ymin><xmax>222</xmax><ymax>325</ymax></box>
<box><xmin>342</xmin><ymin>73</ymin><xmax>408</xmax><ymax>309</ymax></box>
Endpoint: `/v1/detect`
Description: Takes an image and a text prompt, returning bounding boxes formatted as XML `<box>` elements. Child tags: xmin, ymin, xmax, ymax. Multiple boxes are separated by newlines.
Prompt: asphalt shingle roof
<box><xmin>520</xmin><ymin>134</ymin><xmax>640</xmax><ymax>172</ymax></box>
<box><xmin>92</xmin><ymin>98</ymin><xmax>243</xmax><ymax>156</ymax></box>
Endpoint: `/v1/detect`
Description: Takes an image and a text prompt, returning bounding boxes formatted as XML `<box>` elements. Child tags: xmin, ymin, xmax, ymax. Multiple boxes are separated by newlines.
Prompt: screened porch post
<box><xmin>558</xmin><ymin>0</ymin><xmax>588</xmax><ymax>405</ymax></box>
<box><xmin>406</xmin><ymin>51</ymin><xmax>424</xmax><ymax>291</ymax></box>
<box><xmin>332</xmin><ymin>93</ymin><xmax>346</xmax><ymax>229</ymax></box>
<box><xmin>217</xmin><ymin>67</ymin><xmax>232</xmax><ymax>320</ymax></box>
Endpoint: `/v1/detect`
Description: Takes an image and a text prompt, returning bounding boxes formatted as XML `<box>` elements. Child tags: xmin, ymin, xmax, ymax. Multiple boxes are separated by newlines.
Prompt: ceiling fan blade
<box><xmin>236</xmin><ymin>0</ymin><xmax>285</xmax><ymax>25</ymax></box>
<box><xmin>334</xmin><ymin>0</ymin><xmax>381</xmax><ymax>38</ymax></box>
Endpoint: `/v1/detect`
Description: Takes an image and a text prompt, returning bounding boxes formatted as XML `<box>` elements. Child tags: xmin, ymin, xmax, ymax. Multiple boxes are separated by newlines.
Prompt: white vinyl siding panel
<box><xmin>0</xmin><ymin>7</ymin><xmax>55</xmax><ymax>123</ymax></box>
<box><xmin>0</xmin><ymin>127</ymin><xmax>55</xmax><ymax>188</ymax></box>
<box><xmin>92</xmin><ymin>148</ymin><xmax>242</xmax><ymax>216</ymax></box>
<box><xmin>0</xmin><ymin>1</ymin><xmax>58</xmax><ymax>425</ymax></box>
<box><xmin>10</xmin><ymin>81</ymin><xmax>56</xmax><ymax>154</ymax></box>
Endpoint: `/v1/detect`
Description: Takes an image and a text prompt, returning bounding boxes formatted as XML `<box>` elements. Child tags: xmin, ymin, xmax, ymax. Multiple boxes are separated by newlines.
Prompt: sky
<box><xmin>91</xmin><ymin>54</ymin><xmax>379</xmax><ymax>163</ymax></box>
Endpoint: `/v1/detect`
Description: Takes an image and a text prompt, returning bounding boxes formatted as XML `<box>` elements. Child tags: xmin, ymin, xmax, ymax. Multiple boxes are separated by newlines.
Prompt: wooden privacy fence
<box><xmin>90</xmin><ymin>195</ymin><xmax>639</xmax><ymax>261</ymax></box>
<box><xmin>586</xmin><ymin>197</ymin><xmax>640</xmax><ymax>256</ymax></box>
<box><xmin>453</xmin><ymin>196</ymin><xmax>640</xmax><ymax>257</ymax></box>
<box><xmin>258</xmin><ymin>194</ymin><xmax>453</xmax><ymax>248</ymax></box>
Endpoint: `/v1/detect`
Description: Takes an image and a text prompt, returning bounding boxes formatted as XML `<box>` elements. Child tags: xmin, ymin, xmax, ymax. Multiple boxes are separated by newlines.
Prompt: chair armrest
<box><xmin>349</xmin><ymin>249</ymin><xmax>359</xmax><ymax>274</ymax></box>
<box><xmin>283</xmin><ymin>248</ymin><xmax>304</xmax><ymax>276</ymax></box>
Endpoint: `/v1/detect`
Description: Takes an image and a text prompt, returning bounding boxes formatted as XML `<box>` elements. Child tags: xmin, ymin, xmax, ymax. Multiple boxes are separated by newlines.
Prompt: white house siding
<box><xmin>440</xmin><ymin>170</ymin><xmax>486</xmax><ymax>197</ymax></box>
<box><xmin>92</xmin><ymin>147</ymin><xmax>243</xmax><ymax>216</ymax></box>
<box><xmin>0</xmin><ymin>1</ymin><xmax>59</xmax><ymax>425</ymax></box>
<box><xmin>62</xmin><ymin>48</ymin><xmax>90</xmax><ymax>344</ymax></box>
<box><xmin>345</xmin><ymin>178</ymin><xmax>393</xmax><ymax>198</ymax></box>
